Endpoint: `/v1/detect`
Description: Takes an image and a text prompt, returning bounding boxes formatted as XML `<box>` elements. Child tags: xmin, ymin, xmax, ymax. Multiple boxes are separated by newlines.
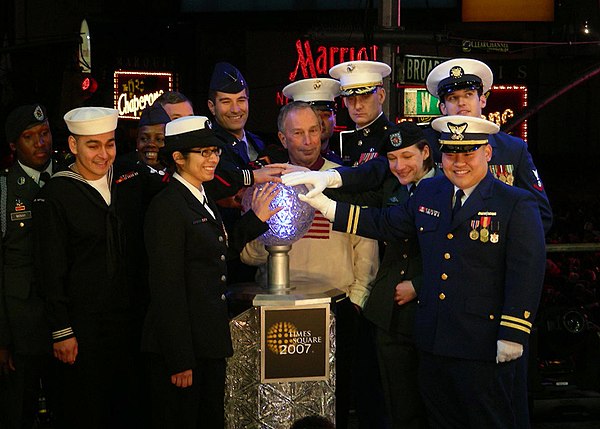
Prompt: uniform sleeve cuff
<box><xmin>52</xmin><ymin>327</ymin><xmax>75</xmax><ymax>342</ymax></box>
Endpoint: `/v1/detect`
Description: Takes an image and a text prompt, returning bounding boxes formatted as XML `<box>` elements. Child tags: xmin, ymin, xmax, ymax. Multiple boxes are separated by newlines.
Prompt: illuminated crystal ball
<box><xmin>242</xmin><ymin>182</ymin><xmax>315</xmax><ymax>246</ymax></box>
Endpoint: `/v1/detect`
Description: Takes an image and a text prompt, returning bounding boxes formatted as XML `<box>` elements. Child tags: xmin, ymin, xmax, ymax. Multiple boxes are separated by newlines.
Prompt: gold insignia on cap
<box><xmin>313</xmin><ymin>80</ymin><xmax>322</xmax><ymax>90</ymax></box>
<box><xmin>524</xmin><ymin>311</ymin><xmax>531</xmax><ymax>319</ymax></box>
<box><xmin>450</xmin><ymin>66</ymin><xmax>464</xmax><ymax>79</ymax></box>
<box><xmin>346</xmin><ymin>64</ymin><xmax>355</xmax><ymax>73</ymax></box>
<box><xmin>33</xmin><ymin>105</ymin><xmax>45</xmax><ymax>121</ymax></box>
<box><xmin>448</xmin><ymin>122</ymin><xmax>468</xmax><ymax>141</ymax></box>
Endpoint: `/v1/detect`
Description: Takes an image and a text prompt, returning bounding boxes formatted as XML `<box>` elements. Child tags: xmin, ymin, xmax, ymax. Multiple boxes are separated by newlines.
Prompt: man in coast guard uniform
<box><xmin>282</xmin><ymin>78</ymin><xmax>344</xmax><ymax>164</ymax></box>
<box><xmin>425</xmin><ymin>58</ymin><xmax>552</xmax><ymax>234</ymax></box>
<box><xmin>285</xmin><ymin>115</ymin><xmax>546</xmax><ymax>429</ymax></box>
<box><xmin>329</xmin><ymin>61</ymin><xmax>395</xmax><ymax>166</ymax></box>
<box><xmin>0</xmin><ymin>104</ymin><xmax>56</xmax><ymax>428</ymax></box>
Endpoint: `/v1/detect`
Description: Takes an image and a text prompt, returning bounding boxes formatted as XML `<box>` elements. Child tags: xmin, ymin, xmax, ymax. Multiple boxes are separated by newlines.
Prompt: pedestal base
<box><xmin>226</xmin><ymin>306</ymin><xmax>336</xmax><ymax>428</ymax></box>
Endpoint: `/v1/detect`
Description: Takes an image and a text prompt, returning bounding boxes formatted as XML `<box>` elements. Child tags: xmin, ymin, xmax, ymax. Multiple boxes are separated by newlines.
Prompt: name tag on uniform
<box><xmin>11</xmin><ymin>211</ymin><xmax>32</xmax><ymax>221</ymax></box>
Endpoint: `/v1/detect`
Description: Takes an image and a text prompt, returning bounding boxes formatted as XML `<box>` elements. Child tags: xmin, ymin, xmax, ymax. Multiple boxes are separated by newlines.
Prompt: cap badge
<box><xmin>33</xmin><ymin>105</ymin><xmax>45</xmax><ymax>121</ymax></box>
<box><xmin>346</xmin><ymin>64</ymin><xmax>355</xmax><ymax>73</ymax></box>
<box><xmin>524</xmin><ymin>311</ymin><xmax>531</xmax><ymax>319</ymax></box>
<box><xmin>313</xmin><ymin>80</ymin><xmax>322</xmax><ymax>90</ymax></box>
<box><xmin>224</xmin><ymin>71</ymin><xmax>238</xmax><ymax>83</ymax></box>
<box><xmin>448</xmin><ymin>122</ymin><xmax>468</xmax><ymax>141</ymax></box>
<box><xmin>389</xmin><ymin>131</ymin><xmax>402</xmax><ymax>148</ymax></box>
<box><xmin>449</xmin><ymin>66</ymin><xmax>464</xmax><ymax>79</ymax></box>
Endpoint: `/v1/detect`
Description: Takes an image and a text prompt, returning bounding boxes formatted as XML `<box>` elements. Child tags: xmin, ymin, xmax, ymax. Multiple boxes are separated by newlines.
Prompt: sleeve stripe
<box><xmin>501</xmin><ymin>315</ymin><xmax>533</xmax><ymax>328</ymax></box>
<box><xmin>500</xmin><ymin>321</ymin><xmax>531</xmax><ymax>334</ymax></box>
<box><xmin>346</xmin><ymin>205</ymin><xmax>356</xmax><ymax>234</ymax></box>
<box><xmin>52</xmin><ymin>327</ymin><xmax>74</xmax><ymax>340</ymax></box>
<box><xmin>351</xmin><ymin>206</ymin><xmax>361</xmax><ymax>235</ymax></box>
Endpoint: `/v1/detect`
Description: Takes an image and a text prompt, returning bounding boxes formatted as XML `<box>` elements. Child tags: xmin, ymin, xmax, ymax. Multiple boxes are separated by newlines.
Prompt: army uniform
<box><xmin>0</xmin><ymin>162</ymin><xmax>55</xmax><ymax>428</ymax></box>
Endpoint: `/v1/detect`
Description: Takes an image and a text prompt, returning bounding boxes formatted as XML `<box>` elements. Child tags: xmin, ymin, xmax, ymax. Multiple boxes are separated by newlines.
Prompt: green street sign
<box><xmin>403</xmin><ymin>88</ymin><xmax>441</xmax><ymax>117</ymax></box>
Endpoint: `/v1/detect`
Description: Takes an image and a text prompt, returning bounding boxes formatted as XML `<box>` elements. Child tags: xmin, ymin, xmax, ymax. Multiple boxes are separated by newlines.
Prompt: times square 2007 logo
<box><xmin>265</xmin><ymin>321</ymin><xmax>323</xmax><ymax>356</ymax></box>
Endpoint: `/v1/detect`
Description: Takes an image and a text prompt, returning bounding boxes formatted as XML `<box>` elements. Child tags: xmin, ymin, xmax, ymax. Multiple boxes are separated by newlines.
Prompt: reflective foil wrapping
<box><xmin>242</xmin><ymin>183</ymin><xmax>315</xmax><ymax>246</ymax></box>
<box><xmin>226</xmin><ymin>307</ymin><xmax>336</xmax><ymax>428</ymax></box>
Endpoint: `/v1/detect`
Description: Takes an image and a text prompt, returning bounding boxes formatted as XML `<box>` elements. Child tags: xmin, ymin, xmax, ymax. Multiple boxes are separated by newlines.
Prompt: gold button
<box><xmin>220</xmin><ymin>275</ymin><xmax>226</xmax><ymax>282</ymax></box>
<box><xmin>19</xmin><ymin>222</ymin><xmax>25</xmax><ymax>227</ymax></box>
<box><xmin>441</xmin><ymin>273</ymin><xmax>448</xmax><ymax>280</ymax></box>
<box><xmin>402</xmin><ymin>254</ymin><xmax>408</xmax><ymax>259</ymax></box>
<box><xmin>439</xmin><ymin>293</ymin><xmax>446</xmax><ymax>300</ymax></box>
<box><xmin>444</xmin><ymin>253</ymin><xmax>451</xmax><ymax>260</ymax></box>
<box><xmin>489</xmin><ymin>314</ymin><xmax>495</xmax><ymax>320</ymax></box>
<box><xmin>221</xmin><ymin>294</ymin><xmax>226</xmax><ymax>301</ymax></box>
<box><xmin>447</xmin><ymin>233</ymin><xmax>454</xmax><ymax>239</ymax></box>
<box><xmin>404</xmin><ymin>238</ymin><xmax>409</xmax><ymax>242</ymax></box>
<box><xmin>419</xmin><ymin>227</ymin><xmax>424</xmax><ymax>232</ymax></box>
<box><xmin>400</xmin><ymin>270</ymin><xmax>405</xmax><ymax>275</ymax></box>
<box><xmin>358</xmin><ymin>140</ymin><xmax>363</xmax><ymax>146</ymax></box>
<box><xmin>220</xmin><ymin>255</ymin><xmax>226</xmax><ymax>261</ymax></box>
<box><xmin>218</xmin><ymin>236</ymin><xmax>224</xmax><ymax>242</ymax></box>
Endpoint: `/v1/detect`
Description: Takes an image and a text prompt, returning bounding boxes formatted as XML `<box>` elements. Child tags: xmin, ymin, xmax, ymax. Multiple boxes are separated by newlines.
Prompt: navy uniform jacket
<box><xmin>0</xmin><ymin>163</ymin><xmax>54</xmax><ymax>354</ymax></box>
<box><xmin>203</xmin><ymin>123</ymin><xmax>267</xmax><ymax>201</ymax></box>
<box><xmin>33</xmin><ymin>167</ymin><xmax>155</xmax><ymax>350</ymax></box>
<box><xmin>333</xmin><ymin>172</ymin><xmax>546</xmax><ymax>361</ymax></box>
<box><xmin>338</xmin><ymin>114</ymin><xmax>394</xmax><ymax>166</ymax></box>
<box><xmin>425</xmin><ymin>127</ymin><xmax>552</xmax><ymax>234</ymax></box>
<box><xmin>141</xmin><ymin>179</ymin><xmax>268</xmax><ymax>375</ymax></box>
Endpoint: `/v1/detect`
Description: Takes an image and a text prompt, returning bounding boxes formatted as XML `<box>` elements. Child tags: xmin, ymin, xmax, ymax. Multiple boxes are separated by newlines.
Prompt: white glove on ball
<box><xmin>298</xmin><ymin>192</ymin><xmax>337</xmax><ymax>221</ymax></box>
<box><xmin>496</xmin><ymin>340</ymin><xmax>523</xmax><ymax>363</ymax></box>
<box><xmin>282</xmin><ymin>170</ymin><xmax>342</xmax><ymax>198</ymax></box>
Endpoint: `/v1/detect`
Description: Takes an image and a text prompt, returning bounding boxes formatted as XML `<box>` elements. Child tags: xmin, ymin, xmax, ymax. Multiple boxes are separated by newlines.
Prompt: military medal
<box><xmin>506</xmin><ymin>165</ymin><xmax>515</xmax><ymax>186</ymax></box>
<box><xmin>490</xmin><ymin>221</ymin><xmax>500</xmax><ymax>243</ymax></box>
<box><xmin>480</xmin><ymin>216</ymin><xmax>491</xmax><ymax>242</ymax></box>
<box><xmin>469</xmin><ymin>220</ymin><xmax>480</xmax><ymax>240</ymax></box>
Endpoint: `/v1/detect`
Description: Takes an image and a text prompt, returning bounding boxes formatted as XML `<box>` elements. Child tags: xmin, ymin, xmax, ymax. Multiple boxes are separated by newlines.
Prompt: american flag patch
<box><xmin>303</xmin><ymin>211</ymin><xmax>331</xmax><ymax>239</ymax></box>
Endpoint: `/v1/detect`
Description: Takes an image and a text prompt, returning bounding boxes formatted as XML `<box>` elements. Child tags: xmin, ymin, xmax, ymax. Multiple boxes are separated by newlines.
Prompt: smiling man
<box><xmin>284</xmin><ymin>115</ymin><xmax>546</xmax><ymax>429</ymax></box>
<box><xmin>0</xmin><ymin>103</ymin><xmax>56</xmax><ymax>429</ymax></box>
<box><xmin>33</xmin><ymin>107</ymin><xmax>144</xmax><ymax>428</ymax></box>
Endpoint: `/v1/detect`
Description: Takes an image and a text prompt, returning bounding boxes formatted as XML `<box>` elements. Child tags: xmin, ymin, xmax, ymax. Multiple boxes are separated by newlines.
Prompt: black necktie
<box><xmin>39</xmin><ymin>172</ymin><xmax>51</xmax><ymax>186</ymax></box>
<box><xmin>452</xmin><ymin>189</ymin><xmax>465</xmax><ymax>219</ymax></box>
<box><xmin>408</xmin><ymin>183</ymin><xmax>417</xmax><ymax>197</ymax></box>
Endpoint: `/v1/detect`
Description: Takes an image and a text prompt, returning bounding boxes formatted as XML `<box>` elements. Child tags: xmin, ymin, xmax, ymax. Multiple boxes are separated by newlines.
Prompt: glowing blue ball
<box><xmin>242</xmin><ymin>182</ymin><xmax>315</xmax><ymax>246</ymax></box>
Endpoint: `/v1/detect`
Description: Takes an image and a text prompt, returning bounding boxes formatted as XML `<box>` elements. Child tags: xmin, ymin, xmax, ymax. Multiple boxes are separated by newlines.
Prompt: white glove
<box><xmin>496</xmin><ymin>340</ymin><xmax>523</xmax><ymax>363</ymax></box>
<box><xmin>282</xmin><ymin>169</ymin><xmax>342</xmax><ymax>198</ymax></box>
<box><xmin>298</xmin><ymin>192</ymin><xmax>337</xmax><ymax>221</ymax></box>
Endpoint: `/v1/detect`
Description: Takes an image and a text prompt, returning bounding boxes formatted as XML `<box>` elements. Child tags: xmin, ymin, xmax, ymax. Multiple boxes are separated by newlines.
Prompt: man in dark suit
<box><xmin>284</xmin><ymin>115</ymin><xmax>547</xmax><ymax>428</ymax></box>
<box><xmin>0</xmin><ymin>103</ymin><xmax>55</xmax><ymax>428</ymax></box>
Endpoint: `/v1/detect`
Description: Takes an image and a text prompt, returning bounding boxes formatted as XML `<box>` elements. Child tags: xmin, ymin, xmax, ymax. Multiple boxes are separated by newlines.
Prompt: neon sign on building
<box><xmin>277</xmin><ymin>39</ymin><xmax>379</xmax><ymax>106</ymax></box>
<box><xmin>113</xmin><ymin>71</ymin><xmax>174</xmax><ymax>119</ymax></box>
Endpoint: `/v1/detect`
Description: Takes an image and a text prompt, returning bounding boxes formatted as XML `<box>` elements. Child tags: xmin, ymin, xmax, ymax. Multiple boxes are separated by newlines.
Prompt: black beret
<box><xmin>209</xmin><ymin>62</ymin><xmax>247</xmax><ymax>94</ymax></box>
<box><xmin>5</xmin><ymin>104</ymin><xmax>48</xmax><ymax>143</ymax></box>
<box><xmin>139</xmin><ymin>103</ymin><xmax>171</xmax><ymax>126</ymax></box>
<box><xmin>382</xmin><ymin>121</ymin><xmax>428</xmax><ymax>154</ymax></box>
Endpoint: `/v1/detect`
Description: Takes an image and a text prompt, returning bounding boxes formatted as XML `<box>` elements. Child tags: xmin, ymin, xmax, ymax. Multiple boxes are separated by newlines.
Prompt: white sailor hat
<box><xmin>163</xmin><ymin>115</ymin><xmax>223</xmax><ymax>154</ymax></box>
<box><xmin>329</xmin><ymin>61</ymin><xmax>391</xmax><ymax>97</ymax></box>
<box><xmin>432</xmin><ymin>115</ymin><xmax>499</xmax><ymax>153</ymax></box>
<box><xmin>64</xmin><ymin>107</ymin><xmax>118</xmax><ymax>136</ymax></box>
<box><xmin>282</xmin><ymin>78</ymin><xmax>341</xmax><ymax>111</ymax></box>
<box><xmin>426</xmin><ymin>58</ymin><xmax>493</xmax><ymax>99</ymax></box>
